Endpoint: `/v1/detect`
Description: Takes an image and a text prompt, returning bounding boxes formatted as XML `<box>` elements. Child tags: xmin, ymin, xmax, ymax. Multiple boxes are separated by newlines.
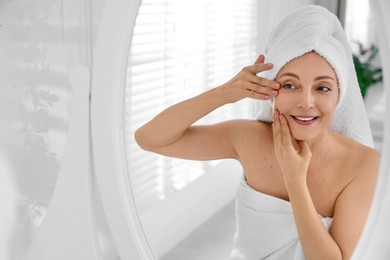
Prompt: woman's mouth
<box><xmin>291</xmin><ymin>115</ymin><xmax>319</xmax><ymax>125</ymax></box>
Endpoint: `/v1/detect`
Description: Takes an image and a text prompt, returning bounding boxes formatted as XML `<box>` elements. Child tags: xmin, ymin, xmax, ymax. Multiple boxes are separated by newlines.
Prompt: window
<box><xmin>125</xmin><ymin>0</ymin><xmax>259</xmax><ymax>212</ymax></box>
<box><xmin>344</xmin><ymin>0</ymin><xmax>384</xmax><ymax>151</ymax></box>
<box><xmin>344</xmin><ymin>0</ymin><xmax>376</xmax><ymax>51</ymax></box>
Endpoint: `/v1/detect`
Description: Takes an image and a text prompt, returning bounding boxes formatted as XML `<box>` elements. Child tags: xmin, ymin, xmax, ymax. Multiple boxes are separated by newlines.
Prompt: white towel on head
<box><xmin>255</xmin><ymin>5</ymin><xmax>374</xmax><ymax>148</ymax></box>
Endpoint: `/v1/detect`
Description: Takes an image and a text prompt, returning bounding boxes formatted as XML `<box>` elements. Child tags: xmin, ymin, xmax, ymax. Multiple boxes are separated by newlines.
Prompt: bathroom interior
<box><xmin>0</xmin><ymin>0</ymin><xmax>389</xmax><ymax>259</ymax></box>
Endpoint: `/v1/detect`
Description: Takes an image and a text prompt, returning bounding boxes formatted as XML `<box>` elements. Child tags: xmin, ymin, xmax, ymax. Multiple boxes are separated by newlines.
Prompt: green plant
<box><xmin>352</xmin><ymin>42</ymin><xmax>383</xmax><ymax>98</ymax></box>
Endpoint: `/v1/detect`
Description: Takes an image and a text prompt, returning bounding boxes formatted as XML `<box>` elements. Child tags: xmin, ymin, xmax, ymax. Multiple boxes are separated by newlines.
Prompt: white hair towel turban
<box><xmin>255</xmin><ymin>5</ymin><xmax>374</xmax><ymax>147</ymax></box>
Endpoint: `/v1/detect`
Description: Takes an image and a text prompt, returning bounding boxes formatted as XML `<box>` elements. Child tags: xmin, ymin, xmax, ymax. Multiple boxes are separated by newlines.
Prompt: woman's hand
<box><xmin>220</xmin><ymin>54</ymin><xmax>280</xmax><ymax>103</ymax></box>
<box><xmin>272</xmin><ymin>110</ymin><xmax>312</xmax><ymax>188</ymax></box>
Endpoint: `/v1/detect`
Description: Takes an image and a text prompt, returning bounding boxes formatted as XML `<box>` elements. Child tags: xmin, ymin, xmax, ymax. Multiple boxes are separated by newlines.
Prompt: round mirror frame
<box><xmin>91</xmin><ymin>0</ymin><xmax>156</xmax><ymax>259</ymax></box>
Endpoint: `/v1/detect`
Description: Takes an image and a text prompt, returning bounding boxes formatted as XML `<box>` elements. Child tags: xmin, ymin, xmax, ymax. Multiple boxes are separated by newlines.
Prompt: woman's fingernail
<box><xmin>272</xmin><ymin>90</ymin><xmax>278</xmax><ymax>96</ymax></box>
<box><xmin>267</xmin><ymin>63</ymin><xmax>273</xmax><ymax>68</ymax></box>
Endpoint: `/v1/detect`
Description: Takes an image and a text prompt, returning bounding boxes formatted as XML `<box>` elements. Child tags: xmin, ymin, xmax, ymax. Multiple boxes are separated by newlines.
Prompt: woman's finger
<box><xmin>247</xmin><ymin>88</ymin><xmax>271</xmax><ymax>100</ymax></box>
<box><xmin>297</xmin><ymin>140</ymin><xmax>312</xmax><ymax>158</ymax></box>
<box><xmin>273</xmin><ymin>110</ymin><xmax>282</xmax><ymax>149</ymax></box>
<box><xmin>244</xmin><ymin>63</ymin><xmax>273</xmax><ymax>74</ymax></box>
<box><xmin>246</xmin><ymin>84</ymin><xmax>277</xmax><ymax>99</ymax></box>
<box><xmin>248</xmin><ymin>74</ymin><xmax>280</xmax><ymax>91</ymax></box>
<box><xmin>279</xmin><ymin>114</ymin><xmax>292</xmax><ymax>147</ymax></box>
<box><xmin>254</xmin><ymin>54</ymin><xmax>265</xmax><ymax>64</ymax></box>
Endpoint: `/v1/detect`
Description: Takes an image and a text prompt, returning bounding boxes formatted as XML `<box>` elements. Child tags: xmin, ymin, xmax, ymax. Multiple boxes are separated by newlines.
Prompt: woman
<box><xmin>135</xmin><ymin>5</ymin><xmax>380</xmax><ymax>259</ymax></box>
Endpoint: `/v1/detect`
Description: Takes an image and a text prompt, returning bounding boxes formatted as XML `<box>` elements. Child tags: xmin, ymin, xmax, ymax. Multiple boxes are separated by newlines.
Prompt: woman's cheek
<box><xmin>273</xmin><ymin>95</ymin><xmax>289</xmax><ymax>115</ymax></box>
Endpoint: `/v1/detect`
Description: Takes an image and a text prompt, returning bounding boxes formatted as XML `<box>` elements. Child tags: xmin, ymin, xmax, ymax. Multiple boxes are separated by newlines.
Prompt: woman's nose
<box><xmin>297</xmin><ymin>89</ymin><xmax>315</xmax><ymax>109</ymax></box>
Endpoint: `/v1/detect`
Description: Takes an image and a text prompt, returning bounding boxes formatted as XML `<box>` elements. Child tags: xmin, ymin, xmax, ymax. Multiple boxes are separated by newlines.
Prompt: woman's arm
<box><xmin>135</xmin><ymin>55</ymin><xmax>280</xmax><ymax>160</ymax></box>
<box><xmin>273</xmin><ymin>111</ymin><xmax>380</xmax><ymax>259</ymax></box>
<box><xmin>289</xmin><ymin>185</ymin><xmax>342</xmax><ymax>259</ymax></box>
<box><xmin>329</xmin><ymin>148</ymin><xmax>379</xmax><ymax>259</ymax></box>
<box><xmin>273</xmin><ymin>111</ymin><xmax>342</xmax><ymax>259</ymax></box>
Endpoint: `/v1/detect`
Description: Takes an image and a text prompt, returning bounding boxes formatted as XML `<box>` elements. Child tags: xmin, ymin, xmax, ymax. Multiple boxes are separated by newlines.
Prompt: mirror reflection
<box><xmin>0</xmin><ymin>1</ymin><xmax>74</xmax><ymax>259</ymax></box>
<box><xmin>126</xmin><ymin>0</ymin><xmax>385</xmax><ymax>259</ymax></box>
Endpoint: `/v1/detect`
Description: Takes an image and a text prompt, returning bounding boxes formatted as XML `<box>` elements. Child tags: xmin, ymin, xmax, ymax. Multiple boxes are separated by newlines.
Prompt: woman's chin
<box><xmin>291</xmin><ymin>130</ymin><xmax>314</xmax><ymax>142</ymax></box>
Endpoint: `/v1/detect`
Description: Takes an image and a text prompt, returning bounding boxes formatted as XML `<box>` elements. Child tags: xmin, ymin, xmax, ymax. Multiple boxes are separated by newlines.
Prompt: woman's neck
<box><xmin>296</xmin><ymin>129</ymin><xmax>338</xmax><ymax>156</ymax></box>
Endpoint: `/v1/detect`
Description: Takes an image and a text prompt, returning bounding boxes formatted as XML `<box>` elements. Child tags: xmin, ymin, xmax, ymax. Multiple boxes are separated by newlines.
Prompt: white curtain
<box><xmin>126</xmin><ymin>0</ymin><xmax>260</xmax><ymax>213</ymax></box>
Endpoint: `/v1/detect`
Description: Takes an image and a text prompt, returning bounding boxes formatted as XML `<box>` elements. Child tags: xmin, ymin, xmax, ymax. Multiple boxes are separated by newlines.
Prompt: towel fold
<box><xmin>231</xmin><ymin>179</ymin><xmax>332</xmax><ymax>260</ymax></box>
<box><xmin>255</xmin><ymin>5</ymin><xmax>374</xmax><ymax>148</ymax></box>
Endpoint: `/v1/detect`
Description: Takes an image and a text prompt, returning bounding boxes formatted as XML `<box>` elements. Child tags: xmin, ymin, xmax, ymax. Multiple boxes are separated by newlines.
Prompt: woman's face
<box><xmin>274</xmin><ymin>52</ymin><xmax>339</xmax><ymax>141</ymax></box>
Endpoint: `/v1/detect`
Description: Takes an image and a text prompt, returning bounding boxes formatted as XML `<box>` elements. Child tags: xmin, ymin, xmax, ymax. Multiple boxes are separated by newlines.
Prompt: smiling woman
<box><xmin>274</xmin><ymin>52</ymin><xmax>339</xmax><ymax>141</ymax></box>
<box><xmin>134</xmin><ymin>5</ymin><xmax>379</xmax><ymax>259</ymax></box>
<box><xmin>91</xmin><ymin>0</ymin><xmax>390</xmax><ymax>259</ymax></box>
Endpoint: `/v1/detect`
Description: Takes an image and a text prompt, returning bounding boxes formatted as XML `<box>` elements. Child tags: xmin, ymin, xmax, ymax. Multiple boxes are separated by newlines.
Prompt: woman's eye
<box><xmin>318</xmin><ymin>86</ymin><xmax>331</xmax><ymax>92</ymax></box>
<box><xmin>282</xmin><ymin>83</ymin><xmax>295</xmax><ymax>90</ymax></box>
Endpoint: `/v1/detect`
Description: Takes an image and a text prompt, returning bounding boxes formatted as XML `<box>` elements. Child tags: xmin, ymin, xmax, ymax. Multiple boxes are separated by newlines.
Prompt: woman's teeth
<box><xmin>293</xmin><ymin>116</ymin><xmax>316</xmax><ymax>121</ymax></box>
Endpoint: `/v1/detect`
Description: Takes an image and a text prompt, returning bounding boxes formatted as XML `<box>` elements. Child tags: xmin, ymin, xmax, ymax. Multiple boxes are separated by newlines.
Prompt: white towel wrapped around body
<box><xmin>231</xmin><ymin>179</ymin><xmax>332</xmax><ymax>260</ymax></box>
<box><xmin>255</xmin><ymin>5</ymin><xmax>374</xmax><ymax>148</ymax></box>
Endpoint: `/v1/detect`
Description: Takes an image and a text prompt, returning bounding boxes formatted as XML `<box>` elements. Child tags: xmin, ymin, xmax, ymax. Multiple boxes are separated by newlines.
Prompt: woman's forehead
<box><xmin>276</xmin><ymin>52</ymin><xmax>337</xmax><ymax>80</ymax></box>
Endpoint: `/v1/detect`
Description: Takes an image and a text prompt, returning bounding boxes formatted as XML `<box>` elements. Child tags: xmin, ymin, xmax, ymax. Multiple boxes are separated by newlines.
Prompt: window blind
<box><xmin>125</xmin><ymin>0</ymin><xmax>259</xmax><ymax>213</ymax></box>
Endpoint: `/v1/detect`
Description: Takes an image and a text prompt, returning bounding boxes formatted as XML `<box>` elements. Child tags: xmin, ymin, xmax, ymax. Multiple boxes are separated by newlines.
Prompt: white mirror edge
<box><xmin>91</xmin><ymin>0</ymin><xmax>157</xmax><ymax>259</ymax></box>
<box><xmin>91</xmin><ymin>0</ymin><xmax>390</xmax><ymax>259</ymax></box>
<box><xmin>351</xmin><ymin>0</ymin><xmax>390</xmax><ymax>258</ymax></box>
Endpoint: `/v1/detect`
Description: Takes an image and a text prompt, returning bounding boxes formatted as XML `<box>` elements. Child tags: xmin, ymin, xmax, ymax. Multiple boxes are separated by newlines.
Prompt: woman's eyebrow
<box><xmin>314</xmin><ymin>75</ymin><xmax>335</xmax><ymax>81</ymax></box>
<box><xmin>278</xmin><ymin>72</ymin><xmax>299</xmax><ymax>79</ymax></box>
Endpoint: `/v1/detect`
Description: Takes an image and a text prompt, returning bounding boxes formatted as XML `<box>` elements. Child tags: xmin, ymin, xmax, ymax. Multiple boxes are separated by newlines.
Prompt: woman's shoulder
<box><xmin>229</xmin><ymin>119</ymin><xmax>273</xmax><ymax>139</ymax></box>
<box><xmin>223</xmin><ymin>119</ymin><xmax>272</xmax><ymax>135</ymax></box>
<box><xmin>334</xmin><ymin>132</ymin><xmax>380</xmax><ymax>177</ymax></box>
<box><xmin>335</xmin><ymin>133</ymin><xmax>379</xmax><ymax>158</ymax></box>
<box><xmin>226</xmin><ymin>118</ymin><xmax>272</xmax><ymax>127</ymax></box>
<box><xmin>224</xmin><ymin>119</ymin><xmax>274</xmax><ymax>154</ymax></box>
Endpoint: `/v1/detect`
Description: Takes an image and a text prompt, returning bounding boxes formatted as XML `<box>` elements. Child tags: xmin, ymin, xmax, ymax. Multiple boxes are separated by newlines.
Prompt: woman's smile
<box><xmin>290</xmin><ymin>115</ymin><xmax>319</xmax><ymax>126</ymax></box>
